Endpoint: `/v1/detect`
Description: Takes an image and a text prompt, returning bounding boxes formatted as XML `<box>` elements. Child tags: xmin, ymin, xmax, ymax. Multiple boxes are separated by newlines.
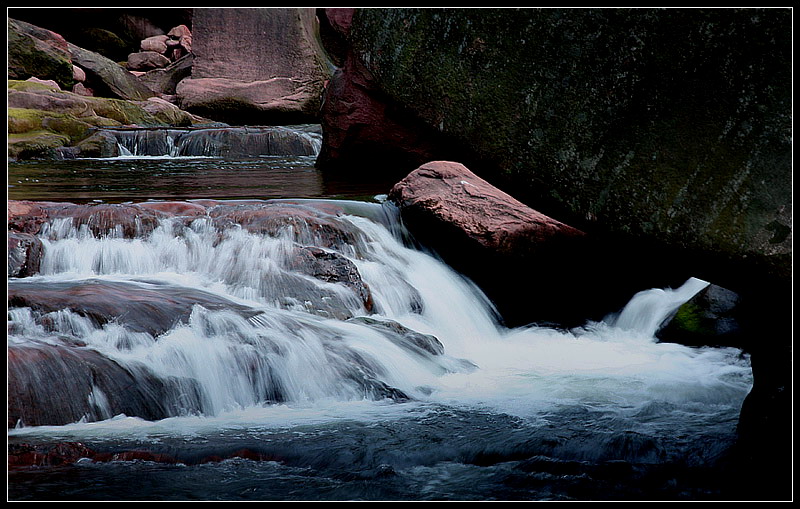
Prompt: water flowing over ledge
<box><xmin>8</xmin><ymin>199</ymin><xmax>753</xmax><ymax>500</ymax></box>
<box><xmin>104</xmin><ymin>124</ymin><xmax>322</xmax><ymax>159</ymax></box>
<box><xmin>8</xmin><ymin>200</ymin><xmax>751</xmax><ymax>426</ymax></box>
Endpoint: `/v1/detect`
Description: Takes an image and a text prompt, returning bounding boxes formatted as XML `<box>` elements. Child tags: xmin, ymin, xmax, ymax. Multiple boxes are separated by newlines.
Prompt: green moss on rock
<box><xmin>74</xmin><ymin>131</ymin><xmax>120</xmax><ymax>158</ymax></box>
<box><xmin>668</xmin><ymin>301</ymin><xmax>715</xmax><ymax>337</ymax></box>
<box><xmin>8</xmin><ymin>107</ymin><xmax>91</xmax><ymax>142</ymax></box>
<box><xmin>7</xmin><ymin>79</ymin><xmax>200</xmax><ymax>161</ymax></box>
<box><xmin>8</xmin><ymin>18</ymin><xmax>75</xmax><ymax>90</ymax></box>
<box><xmin>8</xmin><ymin>131</ymin><xmax>71</xmax><ymax>160</ymax></box>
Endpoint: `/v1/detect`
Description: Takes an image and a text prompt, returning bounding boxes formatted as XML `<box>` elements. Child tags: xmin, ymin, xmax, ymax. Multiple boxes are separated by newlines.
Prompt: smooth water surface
<box><xmin>8</xmin><ymin>156</ymin><xmax>398</xmax><ymax>204</ymax></box>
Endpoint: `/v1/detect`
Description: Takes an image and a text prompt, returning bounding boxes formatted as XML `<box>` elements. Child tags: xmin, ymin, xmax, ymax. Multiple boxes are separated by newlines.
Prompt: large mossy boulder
<box><xmin>323</xmin><ymin>8</ymin><xmax>792</xmax><ymax>297</ymax></box>
<box><xmin>8</xmin><ymin>18</ymin><xmax>75</xmax><ymax>90</ymax></box>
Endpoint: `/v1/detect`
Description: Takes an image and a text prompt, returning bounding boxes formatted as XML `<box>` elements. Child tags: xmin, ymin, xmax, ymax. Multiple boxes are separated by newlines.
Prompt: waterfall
<box><xmin>7</xmin><ymin>200</ymin><xmax>751</xmax><ymax>428</ymax></box>
<box><xmin>109</xmin><ymin>125</ymin><xmax>323</xmax><ymax>158</ymax></box>
<box><xmin>608</xmin><ymin>277</ymin><xmax>710</xmax><ymax>337</ymax></box>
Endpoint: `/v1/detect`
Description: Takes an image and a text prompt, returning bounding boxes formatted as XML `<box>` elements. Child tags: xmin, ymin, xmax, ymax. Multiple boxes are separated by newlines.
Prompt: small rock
<box><xmin>25</xmin><ymin>77</ymin><xmax>60</xmax><ymax>90</ymax></box>
<box><xmin>71</xmin><ymin>82</ymin><xmax>93</xmax><ymax>96</ymax></box>
<box><xmin>126</xmin><ymin>51</ymin><xmax>172</xmax><ymax>72</ymax></box>
<box><xmin>140</xmin><ymin>34</ymin><xmax>169</xmax><ymax>54</ymax></box>
<box><xmin>72</xmin><ymin>65</ymin><xmax>86</xmax><ymax>82</ymax></box>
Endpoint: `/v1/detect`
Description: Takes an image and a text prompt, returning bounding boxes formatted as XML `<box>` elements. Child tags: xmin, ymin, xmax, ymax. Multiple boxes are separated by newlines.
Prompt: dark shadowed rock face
<box><xmin>323</xmin><ymin>8</ymin><xmax>791</xmax><ymax>297</ymax></box>
<box><xmin>316</xmin><ymin>42</ymin><xmax>447</xmax><ymax>178</ymax></box>
<box><xmin>68</xmin><ymin>42</ymin><xmax>155</xmax><ymax>101</ymax></box>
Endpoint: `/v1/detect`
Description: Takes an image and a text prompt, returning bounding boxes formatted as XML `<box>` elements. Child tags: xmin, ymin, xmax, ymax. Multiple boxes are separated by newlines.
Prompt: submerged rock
<box><xmin>348</xmin><ymin>316</ymin><xmax>444</xmax><ymax>356</ymax></box>
<box><xmin>7</xmin><ymin>233</ymin><xmax>44</xmax><ymax>278</ymax></box>
<box><xmin>7</xmin><ymin>199</ymin><xmax>375</xmax><ymax>320</ymax></box>
<box><xmin>7</xmin><ymin>278</ymin><xmax>262</xmax><ymax>337</ymax></box>
<box><xmin>9</xmin><ymin>442</ymin><xmax>97</xmax><ymax>467</ymax></box>
<box><xmin>656</xmin><ymin>283</ymin><xmax>744</xmax><ymax>348</ymax></box>
<box><xmin>8</xmin><ymin>201</ymin><xmax>164</xmax><ymax>238</ymax></box>
<box><xmin>209</xmin><ymin>201</ymin><xmax>363</xmax><ymax>251</ymax></box>
<box><xmin>288</xmin><ymin>246</ymin><xmax>374</xmax><ymax>313</ymax></box>
<box><xmin>8</xmin><ymin>342</ymin><xmax>202</xmax><ymax>428</ymax></box>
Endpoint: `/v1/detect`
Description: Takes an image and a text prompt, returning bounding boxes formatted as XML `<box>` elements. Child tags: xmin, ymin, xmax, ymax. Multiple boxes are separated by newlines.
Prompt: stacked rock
<box><xmin>71</xmin><ymin>64</ymin><xmax>92</xmax><ymax>96</ymax></box>
<box><xmin>127</xmin><ymin>24</ymin><xmax>192</xmax><ymax>73</ymax></box>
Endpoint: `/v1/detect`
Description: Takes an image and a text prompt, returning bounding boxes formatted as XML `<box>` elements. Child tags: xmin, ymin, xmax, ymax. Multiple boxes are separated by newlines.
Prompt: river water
<box><xmin>7</xmin><ymin>126</ymin><xmax>754</xmax><ymax>501</ymax></box>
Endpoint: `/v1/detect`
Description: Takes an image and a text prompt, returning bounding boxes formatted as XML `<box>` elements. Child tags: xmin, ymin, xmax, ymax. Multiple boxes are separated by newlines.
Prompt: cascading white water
<box><xmin>8</xmin><ymin>201</ymin><xmax>752</xmax><ymax>429</ymax></box>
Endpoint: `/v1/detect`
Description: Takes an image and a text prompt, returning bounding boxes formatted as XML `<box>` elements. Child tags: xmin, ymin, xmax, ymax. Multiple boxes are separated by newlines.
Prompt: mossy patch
<box><xmin>669</xmin><ymin>301</ymin><xmax>713</xmax><ymax>336</ymax></box>
<box><xmin>8</xmin><ymin>19</ymin><xmax>75</xmax><ymax>90</ymax></box>
<box><xmin>8</xmin><ymin>107</ymin><xmax>50</xmax><ymax>134</ymax></box>
<box><xmin>8</xmin><ymin>131</ymin><xmax>71</xmax><ymax>160</ymax></box>
<box><xmin>9</xmin><ymin>107</ymin><xmax>91</xmax><ymax>143</ymax></box>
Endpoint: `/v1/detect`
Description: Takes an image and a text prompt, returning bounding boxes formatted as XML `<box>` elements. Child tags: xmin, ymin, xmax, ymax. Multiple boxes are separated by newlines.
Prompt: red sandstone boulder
<box><xmin>389</xmin><ymin>161</ymin><xmax>586</xmax><ymax>256</ymax></box>
<box><xmin>7</xmin><ymin>200</ymin><xmax>61</xmax><ymax>235</ymax></box>
<box><xmin>388</xmin><ymin>161</ymin><xmax>593</xmax><ymax>327</ymax></box>
<box><xmin>166</xmin><ymin>24</ymin><xmax>192</xmax><ymax>59</ymax></box>
<box><xmin>25</xmin><ymin>77</ymin><xmax>60</xmax><ymax>90</ymax></box>
<box><xmin>71</xmin><ymin>82</ymin><xmax>93</xmax><ymax>96</ymax></box>
<box><xmin>72</xmin><ymin>64</ymin><xmax>86</xmax><ymax>82</ymax></box>
<box><xmin>137</xmin><ymin>200</ymin><xmax>209</xmax><ymax>217</ymax></box>
<box><xmin>176</xmin><ymin>8</ymin><xmax>330</xmax><ymax>124</ymax></box>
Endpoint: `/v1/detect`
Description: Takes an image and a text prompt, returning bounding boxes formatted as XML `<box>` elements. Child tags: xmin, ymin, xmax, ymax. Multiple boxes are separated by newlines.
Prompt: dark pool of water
<box><xmin>7</xmin><ymin>156</ymin><xmax>397</xmax><ymax>204</ymax></box>
<box><xmin>7</xmin><ymin>403</ymin><xmax>750</xmax><ymax>501</ymax></box>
